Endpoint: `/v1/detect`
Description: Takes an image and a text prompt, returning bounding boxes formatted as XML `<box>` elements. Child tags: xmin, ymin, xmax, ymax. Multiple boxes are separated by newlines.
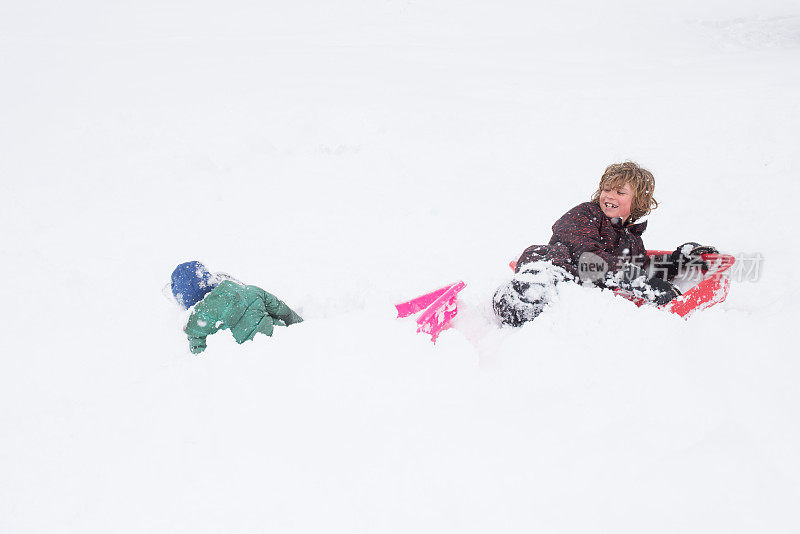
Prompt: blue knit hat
<box><xmin>171</xmin><ymin>261</ymin><xmax>216</xmax><ymax>309</ymax></box>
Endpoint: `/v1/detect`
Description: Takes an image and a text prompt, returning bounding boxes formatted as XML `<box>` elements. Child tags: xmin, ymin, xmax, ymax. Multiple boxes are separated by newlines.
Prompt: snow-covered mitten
<box><xmin>667</xmin><ymin>242</ymin><xmax>719</xmax><ymax>277</ymax></box>
<box><xmin>609</xmin><ymin>263</ymin><xmax>681</xmax><ymax>306</ymax></box>
<box><xmin>644</xmin><ymin>277</ymin><xmax>682</xmax><ymax>306</ymax></box>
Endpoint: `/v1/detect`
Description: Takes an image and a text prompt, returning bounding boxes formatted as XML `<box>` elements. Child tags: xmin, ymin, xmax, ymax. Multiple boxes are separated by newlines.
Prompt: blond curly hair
<box><xmin>591</xmin><ymin>161</ymin><xmax>658</xmax><ymax>221</ymax></box>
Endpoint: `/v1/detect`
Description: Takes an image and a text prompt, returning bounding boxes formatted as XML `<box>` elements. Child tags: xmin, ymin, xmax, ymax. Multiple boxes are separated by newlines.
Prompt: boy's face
<box><xmin>599</xmin><ymin>181</ymin><xmax>634</xmax><ymax>220</ymax></box>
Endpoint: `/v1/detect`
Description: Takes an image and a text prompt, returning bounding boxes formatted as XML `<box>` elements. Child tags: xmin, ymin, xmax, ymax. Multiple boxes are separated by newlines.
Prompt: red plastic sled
<box><xmin>510</xmin><ymin>251</ymin><xmax>735</xmax><ymax>318</ymax></box>
<box><xmin>395</xmin><ymin>281</ymin><xmax>466</xmax><ymax>342</ymax></box>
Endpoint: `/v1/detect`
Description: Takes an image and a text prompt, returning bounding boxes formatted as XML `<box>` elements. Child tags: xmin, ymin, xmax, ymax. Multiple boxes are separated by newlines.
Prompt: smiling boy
<box><xmin>493</xmin><ymin>161</ymin><xmax>703</xmax><ymax>326</ymax></box>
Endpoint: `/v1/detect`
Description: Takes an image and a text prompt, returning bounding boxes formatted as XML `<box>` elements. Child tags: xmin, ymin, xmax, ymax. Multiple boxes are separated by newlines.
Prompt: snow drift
<box><xmin>2</xmin><ymin>1</ymin><xmax>799</xmax><ymax>532</ymax></box>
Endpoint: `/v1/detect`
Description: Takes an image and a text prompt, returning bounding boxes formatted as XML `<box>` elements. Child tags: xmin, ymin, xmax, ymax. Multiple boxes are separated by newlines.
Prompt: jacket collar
<box><xmin>608</xmin><ymin>213</ymin><xmax>647</xmax><ymax>235</ymax></box>
<box><xmin>627</xmin><ymin>219</ymin><xmax>648</xmax><ymax>236</ymax></box>
<box><xmin>589</xmin><ymin>201</ymin><xmax>648</xmax><ymax>235</ymax></box>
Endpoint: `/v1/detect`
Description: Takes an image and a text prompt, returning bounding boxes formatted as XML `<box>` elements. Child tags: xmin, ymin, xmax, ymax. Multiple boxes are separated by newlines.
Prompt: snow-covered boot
<box><xmin>493</xmin><ymin>262</ymin><xmax>571</xmax><ymax>326</ymax></box>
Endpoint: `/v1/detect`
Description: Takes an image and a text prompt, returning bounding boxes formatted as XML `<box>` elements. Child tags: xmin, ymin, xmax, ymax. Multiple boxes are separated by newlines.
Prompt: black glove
<box><xmin>644</xmin><ymin>277</ymin><xmax>681</xmax><ymax>306</ymax></box>
<box><xmin>667</xmin><ymin>242</ymin><xmax>719</xmax><ymax>277</ymax></box>
<box><xmin>617</xmin><ymin>263</ymin><xmax>648</xmax><ymax>286</ymax></box>
<box><xmin>610</xmin><ymin>264</ymin><xmax>680</xmax><ymax>306</ymax></box>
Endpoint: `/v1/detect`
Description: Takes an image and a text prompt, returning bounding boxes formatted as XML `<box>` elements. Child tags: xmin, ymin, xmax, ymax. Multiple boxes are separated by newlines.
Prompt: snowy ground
<box><xmin>2</xmin><ymin>1</ymin><xmax>800</xmax><ymax>532</ymax></box>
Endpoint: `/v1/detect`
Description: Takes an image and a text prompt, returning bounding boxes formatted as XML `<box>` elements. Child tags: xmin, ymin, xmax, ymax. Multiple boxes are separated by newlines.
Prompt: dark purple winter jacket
<box><xmin>516</xmin><ymin>202</ymin><xmax>650</xmax><ymax>278</ymax></box>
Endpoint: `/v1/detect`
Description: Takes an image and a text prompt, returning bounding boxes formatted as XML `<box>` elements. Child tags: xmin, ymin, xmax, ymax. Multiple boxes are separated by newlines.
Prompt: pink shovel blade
<box><xmin>414</xmin><ymin>281</ymin><xmax>466</xmax><ymax>342</ymax></box>
<box><xmin>395</xmin><ymin>284</ymin><xmax>456</xmax><ymax>318</ymax></box>
<box><xmin>395</xmin><ymin>281</ymin><xmax>466</xmax><ymax>342</ymax></box>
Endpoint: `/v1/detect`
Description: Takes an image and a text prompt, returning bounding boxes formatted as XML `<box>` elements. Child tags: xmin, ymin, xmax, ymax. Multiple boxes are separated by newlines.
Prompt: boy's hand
<box><xmin>646</xmin><ymin>277</ymin><xmax>681</xmax><ymax>306</ymax></box>
<box><xmin>672</xmin><ymin>242</ymin><xmax>719</xmax><ymax>259</ymax></box>
<box><xmin>189</xmin><ymin>336</ymin><xmax>207</xmax><ymax>354</ymax></box>
<box><xmin>669</xmin><ymin>242</ymin><xmax>719</xmax><ymax>276</ymax></box>
<box><xmin>610</xmin><ymin>263</ymin><xmax>680</xmax><ymax>306</ymax></box>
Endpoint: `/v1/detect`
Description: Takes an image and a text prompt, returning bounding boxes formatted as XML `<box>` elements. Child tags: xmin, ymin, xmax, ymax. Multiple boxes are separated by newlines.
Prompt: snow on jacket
<box><xmin>516</xmin><ymin>201</ymin><xmax>650</xmax><ymax>278</ymax></box>
<box><xmin>184</xmin><ymin>280</ymin><xmax>303</xmax><ymax>354</ymax></box>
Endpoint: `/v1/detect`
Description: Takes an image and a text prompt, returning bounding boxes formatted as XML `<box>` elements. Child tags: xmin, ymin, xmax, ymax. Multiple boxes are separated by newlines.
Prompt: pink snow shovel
<box><xmin>395</xmin><ymin>281</ymin><xmax>466</xmax><ymax>342</ymax></box>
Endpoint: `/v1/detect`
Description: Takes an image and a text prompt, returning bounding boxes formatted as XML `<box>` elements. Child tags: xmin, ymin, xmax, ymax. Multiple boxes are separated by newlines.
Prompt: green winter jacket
<box><xmin>184</xmin><ymin>280</ymin><xmax>303</xmax><ymax>354</ymax></box>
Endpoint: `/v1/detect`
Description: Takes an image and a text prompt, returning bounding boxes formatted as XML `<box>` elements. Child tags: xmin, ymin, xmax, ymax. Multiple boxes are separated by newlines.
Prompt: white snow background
<box><xmin>2</xmin><ymin>1</ymin><xmax>800</xmax><ymax>532</ymax></box>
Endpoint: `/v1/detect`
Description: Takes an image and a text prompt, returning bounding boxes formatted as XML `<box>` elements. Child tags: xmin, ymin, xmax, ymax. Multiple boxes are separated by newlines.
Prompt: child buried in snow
<box><xmin>170</xmin><ymin>261</ymin><xmax>303</xmax><ymax>354</ymax></box>
<box><xmin>493</xmin><ymin>162</ymin><xmax>717</xmax><ymax>326</ymax></box>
